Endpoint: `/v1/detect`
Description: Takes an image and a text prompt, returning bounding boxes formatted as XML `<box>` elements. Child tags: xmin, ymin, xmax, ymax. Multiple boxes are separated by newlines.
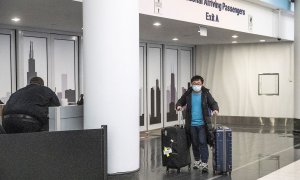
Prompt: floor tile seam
<box><xmin>232</xmin><ymin>143</ymin><xmax>300</xmax><ymax>172</ymax></box>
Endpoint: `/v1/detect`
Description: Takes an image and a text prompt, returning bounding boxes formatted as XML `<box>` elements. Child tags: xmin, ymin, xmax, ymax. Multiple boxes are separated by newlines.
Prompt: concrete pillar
<box><xmin>83</xmin><ymin>0</ymin><xmax>139</xmax><ymax>174</ymax></box>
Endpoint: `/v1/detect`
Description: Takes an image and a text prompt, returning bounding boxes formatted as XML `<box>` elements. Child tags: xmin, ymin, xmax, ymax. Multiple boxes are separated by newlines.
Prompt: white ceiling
<box><xmin>0</xmin><ymin>0</ymin><xmax>83</xmax><ymax>33</ymax></box>
<box><xmin>139</xmin><ymin>14</ymin><xmax>283</xmax><ymax>45</ymax></box>
<box><xmin>0</xmin><ymin>0</ymin><xmax>289</xmax><ymax>45</ymax></box>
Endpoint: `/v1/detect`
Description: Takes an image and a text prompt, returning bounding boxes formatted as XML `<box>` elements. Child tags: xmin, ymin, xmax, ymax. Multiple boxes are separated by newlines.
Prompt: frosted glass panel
<box><xmin>139</xmin><ymin>46</ymin><xmax>145</xmax><ymax>127</ymax></box>
<box><xmin>179</xmin><ymin>50</ymin><xmax>192</xmax><ymax>95</ymax></box>
<box><xmin>53</xmin><ymin>39</ymin><xmax>76</xmax><ymax>103</ymax></box>
<box><xmin>0</xmin><ymin>34</ymin><xmax>11</xmax><ymax>103</ymax></box>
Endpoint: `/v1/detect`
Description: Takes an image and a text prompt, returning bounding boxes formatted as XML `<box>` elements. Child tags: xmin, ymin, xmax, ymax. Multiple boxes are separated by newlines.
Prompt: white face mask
<box><xmin>192</xmin><ymin>85</ymin><xmax>201</xmax><ymax>92</ymax></box>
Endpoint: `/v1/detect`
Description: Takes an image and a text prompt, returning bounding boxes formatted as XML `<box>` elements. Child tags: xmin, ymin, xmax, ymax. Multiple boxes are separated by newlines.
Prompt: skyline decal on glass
<box><xmin>147</xmin><ymin>47</ymin><xmax>162</xmax><ymax>126</ymax></box>
<box><xmin>22</xmin><ymin>36</ymin><xmax>48</xmax><ymax>88</ymax></box>
<box><xmin>27</xmin><ymin>41</ymin><xmax>38</xmax><ymax>85</ymax></box>
<box><xmin>150</xmin><ymin>79</ymin><xmax>161</xmax><ymax>124</ymax></box>
<box><xmin>139</xmin><ymin>88</ymin><xmax>144</xmax><ymax>126</ymax></box>
<box><xmin>164</xmin><ymin>49</ymin><xmax>178</xmax><ymax>123</ymax></box>
<box><xmin>182</xmin><ymin>82</ymin><xmax>191</xmax><ymax>94</ymax></box>
<box><xmin>166</xmin><ymin>73</ymin><xmax>177</xmax><ymax>122</ymax></box>
<box><xmin>56</xmin><ymin>74</ymin><xmax>76</xmax><ymax>103</ymax></box>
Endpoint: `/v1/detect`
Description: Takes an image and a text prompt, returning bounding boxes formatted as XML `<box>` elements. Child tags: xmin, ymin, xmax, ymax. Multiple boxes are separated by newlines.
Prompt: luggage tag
<box><xmin>163</xmin><ymin>147</ymin><xmax>173</xmax><ymax>157</ymax></box>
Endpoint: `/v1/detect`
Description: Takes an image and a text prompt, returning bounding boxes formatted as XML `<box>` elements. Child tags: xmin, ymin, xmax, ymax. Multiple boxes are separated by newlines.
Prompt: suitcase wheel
<box><xmin>177</xmin><ymin>168</ymin><xmax>181</xmax><ymax>174</ymax></box>
<box><xmin>188</xmin><ymin>164</ymin><xmax>191</xmax><ymax>171</ymax></box>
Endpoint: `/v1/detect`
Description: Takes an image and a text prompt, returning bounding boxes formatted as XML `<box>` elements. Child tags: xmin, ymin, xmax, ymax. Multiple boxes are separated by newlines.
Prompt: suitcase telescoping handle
<box><xmin>213</xmin><ymin>114</ymin><xmax>217</xmax><ymax>128</ymax></box>
<box><xmin>213</xmin><ymin>114</ymin><xmax>223</xmax><ymax>129</ymax></box>
<box><xmin>178</xmin><ymin>110</ymin><xmax>185</xmax><ymax>127</ymax></box>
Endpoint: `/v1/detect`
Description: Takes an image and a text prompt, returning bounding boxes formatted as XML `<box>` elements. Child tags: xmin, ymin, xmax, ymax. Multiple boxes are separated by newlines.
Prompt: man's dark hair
<box><xmin>191</xmin><ymin>75</ymin><xmax>204</xmax><ymax>83</ymax></box>
<box><xmin>30</xmin><ymin>77</ymin><xmax>44</xmax><ymax>86</ymax></box>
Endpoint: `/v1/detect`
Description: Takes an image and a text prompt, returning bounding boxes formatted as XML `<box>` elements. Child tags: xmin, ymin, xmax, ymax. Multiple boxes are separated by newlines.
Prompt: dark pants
<box><xmin>3</xmin><ymin>117</ymin><xmax>41</xmax><ymax>134</ymax></box>
<box><xmin>191</xmin><ymin>125</ymin><xmax>209</xmax><ymax>163</ymax></box>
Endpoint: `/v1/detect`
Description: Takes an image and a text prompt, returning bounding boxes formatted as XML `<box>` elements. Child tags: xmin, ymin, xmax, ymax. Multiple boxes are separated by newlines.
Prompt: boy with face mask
<box><xmin>176</xmin><ymin>75</ymin><xmax>219</xmax><ymax>172</ymax></box>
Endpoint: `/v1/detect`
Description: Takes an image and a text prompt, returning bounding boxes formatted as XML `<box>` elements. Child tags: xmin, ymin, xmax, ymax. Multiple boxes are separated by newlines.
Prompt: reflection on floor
<box><xmin>258</xmin><ymin>159</ymin><xmax>300</xmax><ymax>180</ymax></box>
<box><xmin>109</xmin><ymin>123</ymin><xmax>300</xmax><ymax>180</ymax></box>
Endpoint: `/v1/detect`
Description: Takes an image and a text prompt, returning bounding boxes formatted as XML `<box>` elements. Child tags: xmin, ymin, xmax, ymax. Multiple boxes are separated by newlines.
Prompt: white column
<box><xmin>295</xmin><ymin>1</ymin><xmax>300</xmax><ymax>131</ymax></box>
<box><xmin>83</xmin><ymin>0</ymin><xmax>139</xmax><ymax>174</ymax></box>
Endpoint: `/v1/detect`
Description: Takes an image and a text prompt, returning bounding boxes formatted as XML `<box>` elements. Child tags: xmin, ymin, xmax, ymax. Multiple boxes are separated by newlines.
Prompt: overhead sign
<box><xmin>187</xmin><ymin>0</ymin><xmax>246</xmax><ymax>16</ymax></box>
<box><xmin>139</xmin><ymin>0</ymin><xmax>294</xmax><ymax>40</ymax></box>
<box><xmin>187</xmin><ymin>0</ymin><xmax>246</xmax><ymax>23</ymax></box>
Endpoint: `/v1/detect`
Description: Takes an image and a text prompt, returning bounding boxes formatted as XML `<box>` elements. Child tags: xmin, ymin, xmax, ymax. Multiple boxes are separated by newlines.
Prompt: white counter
<box><xmin>49</xmin><ymin>105</ymin><xmax>83</xmax><ymax>131</ymax></box>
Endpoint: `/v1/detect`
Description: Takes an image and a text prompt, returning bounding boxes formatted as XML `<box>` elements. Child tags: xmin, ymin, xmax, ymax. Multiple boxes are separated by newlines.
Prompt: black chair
<box><xmin>0</xmin><ymin>124</ymin><xmax>6</xmax><ymax>134</ymax></box>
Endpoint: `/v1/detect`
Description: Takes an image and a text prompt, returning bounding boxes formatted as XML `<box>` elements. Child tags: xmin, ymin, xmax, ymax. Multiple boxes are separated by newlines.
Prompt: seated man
<box><xmin>3</xmin><ymin>77</ymin><xmax>60</xmax><ymax>133</ymax></box>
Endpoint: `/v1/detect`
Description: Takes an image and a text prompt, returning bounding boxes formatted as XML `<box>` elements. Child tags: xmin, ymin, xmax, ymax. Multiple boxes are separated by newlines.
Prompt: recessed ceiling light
<box><xmin>153</xmin><ymin>22</ymin><xmax>161</xmax><ymax>26</ymax></box>
<box><xmin>232</xmin><ymin>41</ymin><xmax>237</xmax><ymax>43</ymax></box>
<box><xmin>260</xmin><ymin>39</ymin><xmax>266</xmax><ymax>42</ymax></box>
<box><xmin>232</xmin><ymin>35</ymin><xmax>238</xmax><ymax>38</ymax></box>
<box><xmin>11</xmin><ymin>17</ymin><xmax>20</xmax><ymax>22</ymax></box>
<box><xmin>172</xmin><ymin>38</ymin><xmax>178</xmax><ymax>41</ymax></box>
<box><xmin>73</xmin><ymin>0</ymin><xmax>83</xmax><ymax>2</ymax></box>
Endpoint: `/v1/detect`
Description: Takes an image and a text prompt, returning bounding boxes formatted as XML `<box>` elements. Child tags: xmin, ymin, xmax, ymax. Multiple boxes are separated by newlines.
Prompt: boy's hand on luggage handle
<box><xmin>176</xmin><ymin>106</ymin><xmax>182</xmax><ymax>111</ymax></box>
<box><xmin>212</xmin><ymin>110</ymin><xmax>219</xmax><ymax>116</ymax></box>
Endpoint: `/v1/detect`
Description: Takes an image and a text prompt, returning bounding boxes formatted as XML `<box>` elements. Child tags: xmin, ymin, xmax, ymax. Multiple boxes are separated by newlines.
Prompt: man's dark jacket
<box><xmin>4</xmin><ymin>84</ymin><xmax>60</xmax><ymax>126</ymax></box>
<box><xmin>176</xmin><ymin>86</ymin><xmax>219</xmax><ymax>145</ymax></box>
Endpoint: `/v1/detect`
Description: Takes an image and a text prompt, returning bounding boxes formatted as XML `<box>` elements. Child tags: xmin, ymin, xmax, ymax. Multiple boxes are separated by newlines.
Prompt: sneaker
<box><xmin>193</xmin><ymin>160</ymin><xmax>201</xmax><ymax>169</ymax></box>
<box><xmin>201</xmin><ymin>162</ymin><xmax>208</xmax><ymax>172</ymax></box>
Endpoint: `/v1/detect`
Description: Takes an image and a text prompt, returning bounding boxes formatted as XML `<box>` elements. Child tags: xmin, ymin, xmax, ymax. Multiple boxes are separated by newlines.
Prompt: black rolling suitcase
<box><xmin>212</xmin><ymin>116</ymin><xmax>232</xmax><ymax>175</ymax></box>
<box><xmin>161</xmin><ymin>112</ymin><xmax>191</xmax><ymax>173</ymax></box>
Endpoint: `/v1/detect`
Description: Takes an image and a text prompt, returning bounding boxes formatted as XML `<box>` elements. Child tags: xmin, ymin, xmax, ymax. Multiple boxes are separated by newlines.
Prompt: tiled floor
<box><xmin>109</xmin><ymin>124</ymin><xmax>300</xmax><ymax>180</ymax></box>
